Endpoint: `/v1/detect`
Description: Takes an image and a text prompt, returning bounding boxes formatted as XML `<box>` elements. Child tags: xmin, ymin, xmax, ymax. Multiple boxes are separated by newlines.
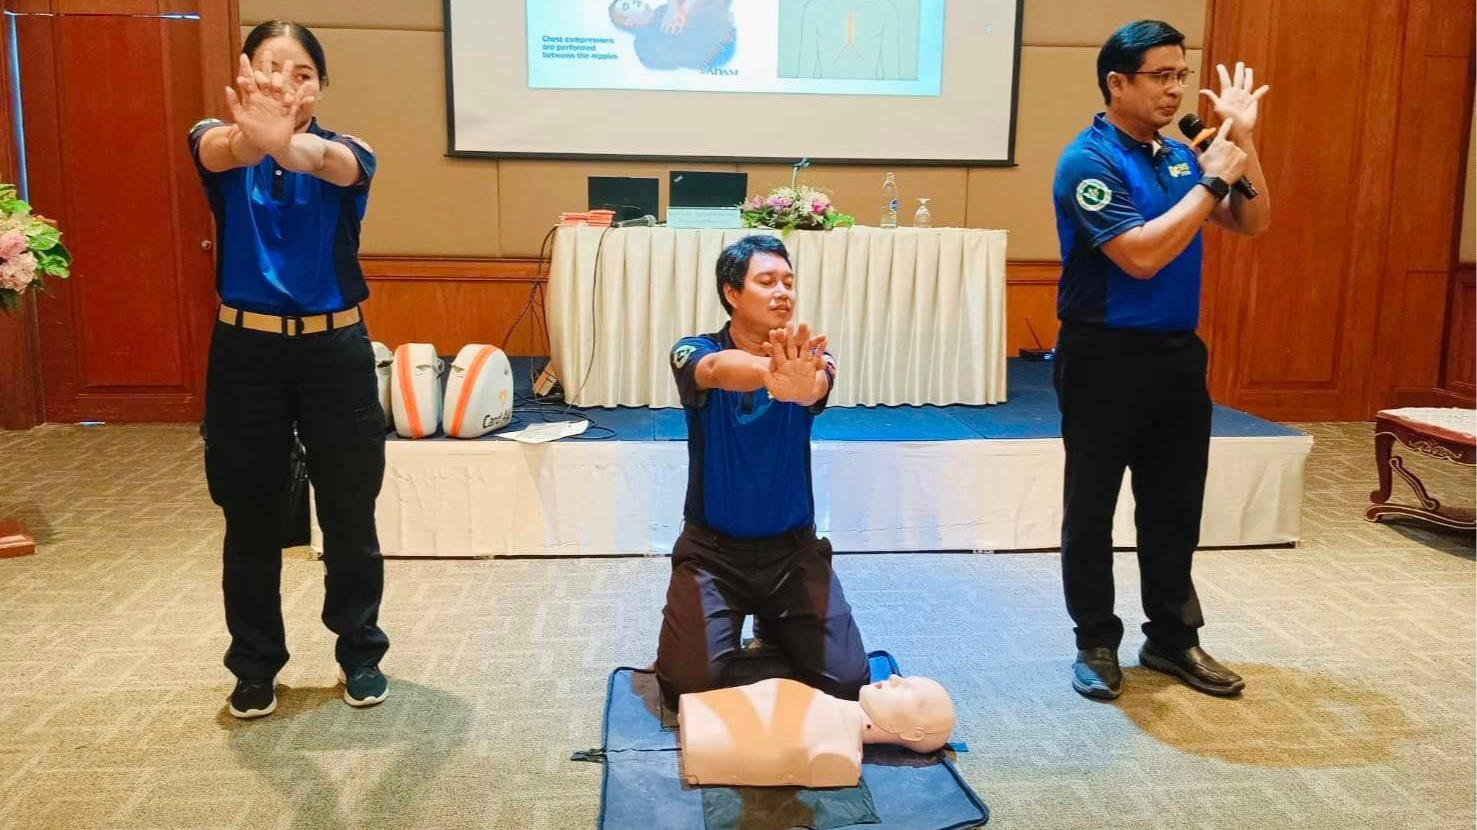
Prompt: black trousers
<box><xmin>204</xmin><ymin>319</ymin><xmax>389</xmax><ymax>679</ymax></box>
<box><xmin>1054</xmin><ymin>323</ymin><xmax>1210</xmax><ymax>651</ymax></box>
<box><xmin>655</xmin><ymin>523</ymin><xmax>869</xmax><ymax>705</ymax></box>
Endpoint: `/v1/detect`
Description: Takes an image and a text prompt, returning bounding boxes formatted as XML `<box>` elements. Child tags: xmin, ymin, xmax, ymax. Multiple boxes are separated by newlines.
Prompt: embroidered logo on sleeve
<box><xmin>1075</xmin><ymin>179</ymin><xmax>1112</xmax><ymax>212</ymax></box>
<box><xmin>1168</xmin><ymin>162</ymin><xmax>1192</xmax><ymax>178</ymax></box>
<box><xmin>672</xmin><ymin>344</ymin><xmax>698</xmax><ymax>369</ymax></box>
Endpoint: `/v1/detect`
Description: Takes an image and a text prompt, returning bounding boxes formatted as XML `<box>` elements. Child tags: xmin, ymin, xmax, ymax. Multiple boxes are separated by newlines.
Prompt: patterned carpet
<box><xmin>0</xmin><ymin>421</ymin><xmax>1472</xmax><ymax>830</ymax></box>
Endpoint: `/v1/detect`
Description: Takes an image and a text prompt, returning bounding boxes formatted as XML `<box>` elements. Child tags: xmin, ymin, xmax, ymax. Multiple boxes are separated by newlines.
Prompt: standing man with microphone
<box><xmin>1051</xmin><ymin>20</ymin><xmax>1270</xmax><ymax>700</ymax></box>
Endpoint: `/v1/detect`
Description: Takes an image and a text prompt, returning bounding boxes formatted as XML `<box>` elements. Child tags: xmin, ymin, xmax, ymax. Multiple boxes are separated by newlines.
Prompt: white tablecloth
<box><xmin>545</xmin><ymin>226</ymin><xmax>1008</xmax><ymax>408</ymax></box>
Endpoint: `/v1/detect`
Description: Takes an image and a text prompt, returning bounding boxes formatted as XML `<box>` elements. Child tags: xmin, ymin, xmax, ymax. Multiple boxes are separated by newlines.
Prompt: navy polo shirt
<box><xmin>189</xmin><ymin>118</ymin><xmax>376</xmax><ymax>315</ymax></box>
<box><xmin>671</xmin><ymin>325</ymin><xmax>835</xmax><ymax>539</ymax></box>
<box><xmin>1053</xmin><ymin>113</ymin><xmax>1205</xmax><ymax>332</ymax></box>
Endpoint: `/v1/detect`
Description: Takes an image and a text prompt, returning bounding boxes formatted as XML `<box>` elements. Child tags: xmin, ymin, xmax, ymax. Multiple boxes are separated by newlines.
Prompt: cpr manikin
<box><xmin>678</xmin><ymin>675</ymin><xmax>955</xmax><ymax>788</ymax></box>
<box><xmin>372</xmin><ymin>342</ymin><xmax>394</xmax><ymax>429</ymax></box>
<box><xmin>391</xmin><ymin>343</ymin><xmax>444</xmax><ymax>439</ymax></box>
<box><xmin>442</xmin><ymin>344</ymin><xmax>514</xmax><ymax>438</ymax></box>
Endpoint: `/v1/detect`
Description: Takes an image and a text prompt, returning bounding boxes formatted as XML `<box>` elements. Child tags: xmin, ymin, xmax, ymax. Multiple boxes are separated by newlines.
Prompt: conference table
<box><xmin>545</xmin><ymin>225</ymin><xmax>1008</xmax><ymax>408</ymax></box>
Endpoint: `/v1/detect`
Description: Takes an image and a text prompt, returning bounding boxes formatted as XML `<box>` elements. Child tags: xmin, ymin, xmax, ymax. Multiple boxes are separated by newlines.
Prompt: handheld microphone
<box><xmin>1177</xmin><ymin>114</ymin><xmax>1257</xmax><ymax>200</ymax></box>
<box><xmin>612</xmin><ymin>214</ymin><xmax>656</xmax><ymax>228</ymax></box>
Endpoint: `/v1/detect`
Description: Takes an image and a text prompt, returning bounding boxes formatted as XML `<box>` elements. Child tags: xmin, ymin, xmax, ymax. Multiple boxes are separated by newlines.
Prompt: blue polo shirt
<box><xmin>672</xmin><ymin>325</ymin><xmax>835</xmax><ymax>539</ymax></box>
<box><xmin>189</xmin><ymin>118</ymin><xmax>375</xmax><ymax>315</ymax></box>
<box><xmin>1053</xmin><ymin>113</ymin><xmax>1204</xmax><ymax>332</ymax></box>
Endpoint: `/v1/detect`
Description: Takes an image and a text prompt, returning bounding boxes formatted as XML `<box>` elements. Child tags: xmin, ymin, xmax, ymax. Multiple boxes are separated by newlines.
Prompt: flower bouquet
<box><xmin>740</xmin><ymin>185</ymin><xmax>854</xmax><ymax>232</ymax></box>
<box><xmin>0</xmin><ymin>183</ymin><xmax>70</xmax><ymax>315</ymax></box>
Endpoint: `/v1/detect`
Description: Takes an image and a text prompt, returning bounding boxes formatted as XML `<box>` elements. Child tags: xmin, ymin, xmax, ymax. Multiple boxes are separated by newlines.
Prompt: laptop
<box><xmin>669</xmin><ymin>171</ymin><xmax>748</xmax><ymax>208</ymax></box>
<box><xmin>587</xmin><ymin>176</ymin><xmax>660</xmax><ymax>223</ymax></box>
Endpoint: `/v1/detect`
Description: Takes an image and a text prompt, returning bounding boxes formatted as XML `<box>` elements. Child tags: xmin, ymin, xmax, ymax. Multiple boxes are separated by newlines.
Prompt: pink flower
<box><xmin>0</xmin><ymin>251</ymin><xmax>37</xmax><ymax>293</ymax></box>
<box><xmin>767</xmin><ymin>195</ymin><xmax>793</xmax><ymax>208</ymax></box>
<box><xmin>0</xmin><ymin>230</ymin><xmax>27</xmax><ymax>261</ymax></box>
<box><xmin>746</xmin><ymin>196</ymin><xmax>764</xmax><ymax>209</ymax></box>
<box><xmin>810</xmin><ymin>192</ymin><xmax>831</xmax><ymax>209</ymax></box>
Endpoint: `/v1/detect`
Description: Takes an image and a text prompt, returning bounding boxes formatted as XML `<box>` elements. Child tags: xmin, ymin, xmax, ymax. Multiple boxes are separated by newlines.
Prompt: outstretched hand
<box><xmin>224</xmin><ymin>50</ymin><xmax>314</xmax><ymax>154</ymax></box>
<box><xmin>1200</xmin><ymin>61</ymin><xmax>1269</xmax><ymax>144</ymax></box>
<box><xmin>760</xmin><ymin>323</ymin><xmax>829</xmax><ymax>404</ymax></box>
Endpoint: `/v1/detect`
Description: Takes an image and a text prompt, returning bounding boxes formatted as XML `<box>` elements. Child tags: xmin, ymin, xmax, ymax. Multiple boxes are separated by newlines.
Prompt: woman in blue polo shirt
<box><xmin>189</xmin><ymin>21</ymin><xmax>389</xmax><ymax>719</ymax></box>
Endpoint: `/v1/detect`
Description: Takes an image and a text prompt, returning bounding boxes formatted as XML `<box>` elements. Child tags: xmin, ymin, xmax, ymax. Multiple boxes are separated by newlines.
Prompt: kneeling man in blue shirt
<box><xmin>655</xmin><ymin>235</ymin><xmax>869</xmax><ymax>705</ymax></box>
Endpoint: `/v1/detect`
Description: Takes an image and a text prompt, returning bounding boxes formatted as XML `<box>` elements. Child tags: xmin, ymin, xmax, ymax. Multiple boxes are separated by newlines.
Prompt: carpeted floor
<box><xmin>0</xmin><ymin>421</ymin><xmax>1472</xmax><ymax>830</ymax></box>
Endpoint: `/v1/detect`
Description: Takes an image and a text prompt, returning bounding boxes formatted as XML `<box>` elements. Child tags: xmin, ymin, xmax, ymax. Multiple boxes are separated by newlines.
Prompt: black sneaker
<box><xmin>338</xmin><ymin>665</ymin><xmax>389</xmax><ymax>707</ymax></box>
<box><xmin>1071</xmin><ymin>647</ymin><xmax>1123</xmax><ymax>700</ymax></box>
<box><xmin>228</xmin><ymin>677</ymin><xmax>277</xmax><ymax>719</ymax></box>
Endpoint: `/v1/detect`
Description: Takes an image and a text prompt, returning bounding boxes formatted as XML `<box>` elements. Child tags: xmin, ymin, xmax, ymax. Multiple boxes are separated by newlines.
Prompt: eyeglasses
<box><xmin>1120</xmin><ymin>69</ymin><xmax>1196</xmax><ymax>90</ymax></box>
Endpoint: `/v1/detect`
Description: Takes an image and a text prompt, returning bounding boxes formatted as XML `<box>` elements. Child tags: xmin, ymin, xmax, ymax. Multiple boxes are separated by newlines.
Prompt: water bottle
<box><xmin>880</xmin><ymin>173</ymin><xmax>898</xmax><ymax>228</ymax></box>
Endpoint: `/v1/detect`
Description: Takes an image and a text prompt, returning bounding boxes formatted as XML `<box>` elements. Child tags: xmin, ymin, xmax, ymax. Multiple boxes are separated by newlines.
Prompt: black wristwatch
<box><xmin>1197</xmin><ymin>174</ymin><xmax>1231</xmax><ymax>201</ymax></box>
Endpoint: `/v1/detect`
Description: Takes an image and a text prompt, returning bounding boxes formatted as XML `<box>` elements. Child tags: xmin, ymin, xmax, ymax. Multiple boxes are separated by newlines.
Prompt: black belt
<box><xmin>680</xmin><ymin>519</ymin><xmax>818</xmax><ymax>551</ymax></box>
<box><xmin>1059</xmin><ymin>321</ymin><xmax>1198</xmax><ymax>349</ymax></box>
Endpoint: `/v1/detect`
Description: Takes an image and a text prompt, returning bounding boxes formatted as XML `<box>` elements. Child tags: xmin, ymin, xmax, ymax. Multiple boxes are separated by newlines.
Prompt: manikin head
<box><xmin>858</xmin><ymin>675</ymin><xmax>956</xmax><ymax>753</ymax></box>
<box><xmin>1097</xmin><ymin>20</ymin><xmax>1190</xmax><ymax>135</ymax></box>
<box><xmin>609</xmin><ymin>0</ymin><xmax>657</xmax><ymax>29</ymax></box>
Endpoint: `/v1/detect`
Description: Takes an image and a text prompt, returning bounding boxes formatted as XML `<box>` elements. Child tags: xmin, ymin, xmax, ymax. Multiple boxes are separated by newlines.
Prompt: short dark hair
<box><xmin>1097</xmin><ymin>20</ymin><xmax>1185</xmax><ymax>106</ymax></box>
<box><xmin>715</xmin><ymin>236</ymin><xmax>791</xmax><ymax>315</ymax></box>
<box><xmin>243</xmin><ymin>20</ymin><xmax>329</xmax><ymax>86</ymax></box>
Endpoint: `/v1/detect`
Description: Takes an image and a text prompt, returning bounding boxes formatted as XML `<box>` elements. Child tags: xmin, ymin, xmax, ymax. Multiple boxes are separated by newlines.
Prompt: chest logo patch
<box><xmin>672</xmin><ymin>344</ymin><xmax>698</xmax><ymax>369</ymax></box>
<box><xmin>1075</xmin><ymin>178</ymin><xmax>1112</xmax><ymax>212</ymax></box>
<box><xmin>1168</xmin><ymin>162</ymin><xmax>1192</xmax><ymax>178</ymax></box>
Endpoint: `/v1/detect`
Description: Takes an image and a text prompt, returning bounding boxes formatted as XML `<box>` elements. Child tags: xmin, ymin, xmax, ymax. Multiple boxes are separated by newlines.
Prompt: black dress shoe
<box><xmin>1139</xmin><ymin>642</ymin><xmax>1245</xmax><ymax>696</ymax></box>
<box><xmin>1072</xmin><ymin>647</ymin><xmax>1122</xmax><ymax>700</ymax></box>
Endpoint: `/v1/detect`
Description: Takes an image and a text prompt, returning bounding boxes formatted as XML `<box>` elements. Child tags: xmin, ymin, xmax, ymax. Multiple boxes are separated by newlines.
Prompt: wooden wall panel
<box><xmin>1005</xmin><ymin>262</ymin><xmax>1061</xmax><ymax>356</ymax></box>
<box><xmin>1201</xmin><ymin>0</ymin><xmax>1406</xmax><ymax>421</ymax></box>
<box><xmin>359</xmin><ymin>258</ymin><xmax>549</xmax><ymax>356</ymax></box>
<box><xmin>1462</xmin><ymin>113</ymin><xmax>1476</xmax><ymax>264</ymax></box>
<box><xmin>1203</xmin><ymin>0</ymin><xmax>1474</xmax><ymax>420</ymax></box>
<box><xmin>1447</xmin><ymin>264</ymin><xmax>1477</xmax><ymax>392</ymax></box>
<box><xmin>57</xmin><ymin>0</ymin><xmax>157</xmax><ymax>13</ymax></box>
<box><xmin>1370</xmin><ymin>0</ymin><xmax>1476</xmax><ymax>413</ymax></box>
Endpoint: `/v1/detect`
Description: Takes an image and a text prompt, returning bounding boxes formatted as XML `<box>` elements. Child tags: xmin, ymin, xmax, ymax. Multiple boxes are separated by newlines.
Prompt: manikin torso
<box><xmin>679</xmin><ymin>678</ymin><xmax>866</xmax><ymax>787</ymax></box>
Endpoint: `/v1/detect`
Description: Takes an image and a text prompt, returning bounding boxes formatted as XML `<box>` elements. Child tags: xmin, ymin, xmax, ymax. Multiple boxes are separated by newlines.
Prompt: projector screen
<box><xmin>444</xmin><ymin>0</ymin><xmax>1022</xmax><ymax>164</ymax></box>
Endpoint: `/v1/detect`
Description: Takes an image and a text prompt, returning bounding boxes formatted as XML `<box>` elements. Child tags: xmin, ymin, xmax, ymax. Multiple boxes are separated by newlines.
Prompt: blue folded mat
<box><xmin>579</xmin><ymin>651</ymin><xmax>989</xmax><ymax>830</ymax></box>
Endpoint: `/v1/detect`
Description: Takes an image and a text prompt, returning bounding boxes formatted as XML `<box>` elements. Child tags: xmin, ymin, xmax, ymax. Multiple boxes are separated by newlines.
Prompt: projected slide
<box><xmin>526</xmin><ymin>0</ymin><xmax>945</xmax><ymax>96</ymax></box>
<box><xmin>446</xmin><ymin>0</ymin><xmax>1022</xmax><ymax>162</ymax></box>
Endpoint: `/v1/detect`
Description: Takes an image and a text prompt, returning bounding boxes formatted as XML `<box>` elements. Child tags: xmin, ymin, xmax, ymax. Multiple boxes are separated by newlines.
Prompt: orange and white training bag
<box><xmin>442</xmin><ymin>344</ymin><xmax>514</xmax><ymax>439</ymax></box>
<box><xmin>391</xmin><ymin>343</ymin><xmax>444</xmax><ymax>439</ymax></box>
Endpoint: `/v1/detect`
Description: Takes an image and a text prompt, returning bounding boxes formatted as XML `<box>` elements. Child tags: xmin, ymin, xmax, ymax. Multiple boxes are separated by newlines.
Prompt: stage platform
<box><xmin>311</xmin><ymin>360</ymin><xmax>1312</xmax><ymax>557</ymax></box>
